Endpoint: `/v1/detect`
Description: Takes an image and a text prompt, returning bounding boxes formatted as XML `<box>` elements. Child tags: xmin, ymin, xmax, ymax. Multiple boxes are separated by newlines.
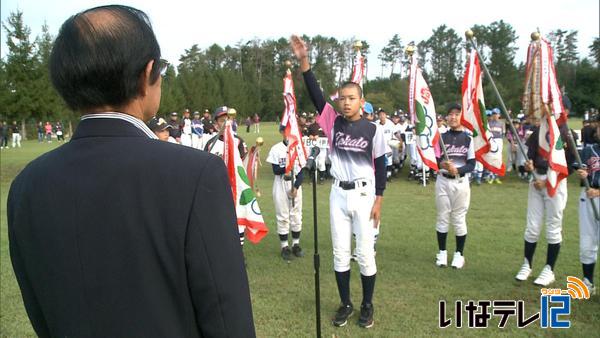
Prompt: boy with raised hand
<box><xmin>291</xmin><ymin>35</ymin><xmax>387</xmax><ymax>329</ymax></box>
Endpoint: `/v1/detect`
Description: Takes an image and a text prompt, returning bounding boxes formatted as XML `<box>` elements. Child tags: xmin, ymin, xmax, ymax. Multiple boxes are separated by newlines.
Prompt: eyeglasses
<box><xmin>158</xmin><ymin>59</ymin><xmax>169</xmax><ymax>77</ymax></box>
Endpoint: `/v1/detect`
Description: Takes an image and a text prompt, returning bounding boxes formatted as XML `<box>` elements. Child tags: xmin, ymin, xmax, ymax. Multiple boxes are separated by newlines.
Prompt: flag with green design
<box><xmin>538</xmin><ymin>114</ymin><xmax>568</xmax><ymax>197</ymax></box>
<box><xmin>408</xmin><ymin>53</ymin><xmax>439</xmax><ymax>171</ymax></box>
<box><xmin>460</xmin><ymin>51</ymin><xmax>505</xmax><ymax>176</ymax></box>
<box><xmin>223</xmin><ymin>120</ymin><xmax>268</xmax><ymax>243</ymax></box>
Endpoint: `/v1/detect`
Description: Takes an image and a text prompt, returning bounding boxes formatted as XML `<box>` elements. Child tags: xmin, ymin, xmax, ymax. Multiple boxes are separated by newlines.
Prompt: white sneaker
<box><xmin>515</xmin><ymin>259</ymin><xmax>532</xmax><ymax>281</ymax></box>
<box><xmin>451</xmin><ymin>252</ymin><xmax>464</xmax><ymax>269</ymax></box>
<box><xmin>435</xmin><ymin>250</ymin><xmax>447</xmax><ymax>267</ymax></box>
<box><xmin>583</xmin><ymin>277</ymin><xmax>596</xmax><ymax>296</ymax></box>
<box><xmin>533</xmin><ymin>265</ymin><xmax>555</xmax><ymax>286</ymax></box>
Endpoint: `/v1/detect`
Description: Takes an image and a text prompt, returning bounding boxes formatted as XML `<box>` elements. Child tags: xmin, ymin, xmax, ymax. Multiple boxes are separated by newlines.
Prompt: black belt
<box><xmin>337</xmin><ymin>180</ymin><xmax>367</xmax><ymax>190</ymax></box>
<box><xmin>282</xmin><ymin>175</ymin><xmax>293</xmax><ymax>181</ymax></box>
<box><xmin>441</xmin><ymin>173</ymin><xmax>465</xmax><ymax>179</ymax></box>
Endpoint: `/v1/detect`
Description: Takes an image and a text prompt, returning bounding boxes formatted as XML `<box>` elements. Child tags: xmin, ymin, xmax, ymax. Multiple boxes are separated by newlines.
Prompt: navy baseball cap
<box><xmin>213</xmin><ymin>106</ymin><xmax>228</xmax><ymax>119</ymax></box>
<box><xmin>147</xmin><ymin>117</ymin><xmax>172</xmax><ymax>132</ymax></box>
<box><xmin>447</xmin><ymin>103</ymin><xmax>462</xmax><ymax>113</ymax></box>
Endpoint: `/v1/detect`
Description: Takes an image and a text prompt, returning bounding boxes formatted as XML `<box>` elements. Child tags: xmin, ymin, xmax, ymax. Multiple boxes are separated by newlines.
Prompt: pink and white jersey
<box><xmin>317</xmin><ymin>103</ymin><xmax>387</xmax><ymax>182</ymax></box>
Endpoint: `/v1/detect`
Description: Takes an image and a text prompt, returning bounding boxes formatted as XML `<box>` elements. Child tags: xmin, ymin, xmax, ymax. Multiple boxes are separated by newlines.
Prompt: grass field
<box><xmin>1</xmin><ymin>121</ymin><xmax>599</xmax><ymax>337</ymax></box>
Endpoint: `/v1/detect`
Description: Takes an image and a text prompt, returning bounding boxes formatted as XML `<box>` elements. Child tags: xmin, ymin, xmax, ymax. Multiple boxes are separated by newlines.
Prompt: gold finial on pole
<box><xmin>465</xmin><ymin>29</ymin><xmax>474</xmax><ymax>39</ymax></box>
<box><xmin>405</xmin><ymin>44</ymin><xmax>415</xmax><ymax>56</ymax></box>
<box><xmin>531</xmin><ymin>31</ymin><xmax>541</xmax><ymax>41</ymax></box>
<box><xmin>227</xmin><ymin>108</ymin><xmax>237</xmax><ymax>118</ymax></box>
<box><xmin>284</xmin><ymin>60</ymin><xmax>292</xmax><ymax>68</ymax></box>
<box><xmin>255</xmin><ymin>137</ymin><xmax>264</xmax><ymax>146</ymax></box>
<box><xmin>353</xmin><ymin>40</ymin><xmax>363</xmax><ymax>51</ymax></box>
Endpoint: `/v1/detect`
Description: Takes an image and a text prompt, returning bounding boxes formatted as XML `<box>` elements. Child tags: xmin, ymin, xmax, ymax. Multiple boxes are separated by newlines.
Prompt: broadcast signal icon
<box><xmin>563</xmin><ymin>276</ymin><xmax>590</xmax><ymax>300</ymax></box>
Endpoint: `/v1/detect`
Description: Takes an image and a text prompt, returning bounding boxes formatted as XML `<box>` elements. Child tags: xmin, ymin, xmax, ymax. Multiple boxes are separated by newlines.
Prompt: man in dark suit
<box><xmin>7</xmin><ymin>5</ymin><xmax>255</xmax><ymax>337</ymax></box>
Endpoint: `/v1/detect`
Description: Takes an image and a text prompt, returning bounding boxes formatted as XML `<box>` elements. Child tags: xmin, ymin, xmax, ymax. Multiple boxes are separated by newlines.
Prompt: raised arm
<box><xmin>291</xmin><ymin>35</ymin><xmax>326</xmax><ymax>112</ymax></box>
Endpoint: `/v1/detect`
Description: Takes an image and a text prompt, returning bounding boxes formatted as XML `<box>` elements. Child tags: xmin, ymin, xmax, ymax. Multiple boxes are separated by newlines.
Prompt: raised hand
<box><xmin>290</xmin><ymin>35</ymin><xmax>308</xmax><ymax>60</ymax></box>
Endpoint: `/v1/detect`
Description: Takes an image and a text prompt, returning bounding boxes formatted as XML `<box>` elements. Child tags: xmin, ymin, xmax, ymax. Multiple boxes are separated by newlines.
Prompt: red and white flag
<box><xmin>461</xmin><ymin>51</ymin><xmax>505</xmax><ymax>176</ymax></box>
<box><xmin>408</xmin><ymin>53</ymin><xmax>440</xmax><ymax>171</ymax></box>
<box><xmin>523</xmin><ymin>36</ymin><xmax>569</xmax><ymax>196</ymax></box>
<box><xmin>351</xmin><ymin>49</ymin><xmax>365</xmax><ymax>88</ymax></box>
<box><xmin>243</xmin><ymin>144</ymin><xmax>260</xmax><ymax>192</ymax></box>
<box><xmin>538</xmin><ymin>114</ymin><xmax>568</xmax><ymax>196</ymax></box>
<box><xmin>223</xmin><ymin>120</ymin><xmax>268</xmax><ymax>244</ymax></box>
<box><xmin>280</xmin><ymin>70</ymin><xmax>307</xmax><ymax>174</ymax></box>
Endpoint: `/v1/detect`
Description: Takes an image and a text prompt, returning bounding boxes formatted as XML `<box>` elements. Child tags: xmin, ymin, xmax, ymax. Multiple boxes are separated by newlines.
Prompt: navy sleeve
<box><xmin>302</xmin><ymin>69</ymin><xmax>326</xmax><ymax>113</ymax></box>
<box><xmin>293</xmin><ymin>170</ymin><xmax>304</xmax><ymax>189</ymax></box>
<box><xmin>458</xmin><ymin>158</ymin><xmax>476</xmax><ymax>175</ymax></box>
<box><xmin>374</xmin><ymin>155</ymin><xmax>386</xmax><ymax>196</ymax></box>
<box><xmin>272</xmin><ymin>164</ymin><xmax>285</xmax><ymax>175</ymax></box>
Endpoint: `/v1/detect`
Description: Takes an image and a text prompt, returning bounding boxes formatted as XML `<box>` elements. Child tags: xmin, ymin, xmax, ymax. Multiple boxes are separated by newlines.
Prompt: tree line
<box><xmin>1</xmin><ymin>11</ymin><xmax>599</xmax><ymax>129</ymax></box>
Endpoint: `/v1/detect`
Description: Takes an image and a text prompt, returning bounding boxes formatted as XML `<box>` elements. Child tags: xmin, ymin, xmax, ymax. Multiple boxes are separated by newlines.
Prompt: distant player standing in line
<box><xmin>292</xmin><ymin>35</ymin><xmax>387</xmax><ymax>329</ymax></box>
<box><xmin>434</xmin><ymin>104</ymin><xmax>475</xmax><ymax>269</ymax></box>
<box><xmin>377</xmin><ymin>109</ymin><xmax>395</xmax><ymax>180</ymax></box>
<box><xmin>486</xmin><ymin>108</ymin><xmax>505</xmax><ymax>184</ymax></box>
<box><xmin>191</xmin><ymin>111</ymin><xmax>204</xmax><ymax>149</ymax></box>
<box><xmin>266</xmin><ymin>129</ymin><xmax>305</xmax><ymax>261</ymax></box>
<box><xmin>575</xmin><ymin>118</ymin><xmax>600</xmax><ymax>294</ymax></box>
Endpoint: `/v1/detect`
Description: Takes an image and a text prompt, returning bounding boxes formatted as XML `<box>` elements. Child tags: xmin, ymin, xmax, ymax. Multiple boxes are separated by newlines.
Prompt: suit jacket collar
<box><xmin>72</xmin><ymin>118</ymin><xmax>151</xmax><ymax>140</ymax></box>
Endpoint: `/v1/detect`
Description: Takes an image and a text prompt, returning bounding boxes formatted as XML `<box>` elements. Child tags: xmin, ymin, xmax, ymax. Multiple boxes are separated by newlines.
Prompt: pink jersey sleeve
<box><xmin>316</xmin><ymin>102</ymin><xmax>337</xmax><ymax>143</ymax></box>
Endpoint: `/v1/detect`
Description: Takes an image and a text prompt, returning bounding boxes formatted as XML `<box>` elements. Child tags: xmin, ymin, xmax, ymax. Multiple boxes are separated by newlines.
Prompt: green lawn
<box><xmin>1</xmin><ymin>122</ymin><xmax>599</xmax><ymax>337</ymax></box>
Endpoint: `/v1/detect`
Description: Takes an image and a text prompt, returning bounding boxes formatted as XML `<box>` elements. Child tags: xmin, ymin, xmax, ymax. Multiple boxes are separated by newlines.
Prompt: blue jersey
<box><xmin>581</xmin><ymin>144</ymin><xmax>600</xmax><ymax>188</ymax></box>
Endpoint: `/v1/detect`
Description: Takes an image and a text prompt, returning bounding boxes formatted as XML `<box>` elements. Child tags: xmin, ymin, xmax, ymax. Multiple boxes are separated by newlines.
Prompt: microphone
<box><xmin>304</xmin><ymin>146</ymin><xmax>321</xmax><ymax>170</ymax></box>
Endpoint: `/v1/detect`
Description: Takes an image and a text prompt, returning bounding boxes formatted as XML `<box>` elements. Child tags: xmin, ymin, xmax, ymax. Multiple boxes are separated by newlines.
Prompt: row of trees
<box><xmin>1</xmin><ymin>10</ymin><xmax>599</xmax><ymax>126</ymax></box>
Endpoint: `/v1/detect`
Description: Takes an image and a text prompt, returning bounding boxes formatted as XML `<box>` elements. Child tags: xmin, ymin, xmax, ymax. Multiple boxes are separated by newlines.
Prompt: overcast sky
<box><xmin>1</xmin><ymin>0</ymin><xmax>598</xmax><ymax>77</ymax></box>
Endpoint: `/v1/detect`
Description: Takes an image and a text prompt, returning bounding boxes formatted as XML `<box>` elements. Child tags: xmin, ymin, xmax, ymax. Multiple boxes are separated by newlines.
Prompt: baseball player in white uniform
<box><xmin>514</xmin><ymin>118</ymin><xmax>574</xmax><ymax>286</ymax></box>
<box><xmin>191</xmin><ymin>111</ymin><xmax>204</xmax><ymax>149</ymax></box>
<box><xmin>306</xmin><ymin>122</ymin><xmax>328</xmax><ymax>183</ymax></box>
<box><xmin>293</xmin><ymin>35</ymin><xmax>387</xmax><ymax>329</ymax></box>
<box><xmin>180</xmin><ymin>109</ymin><xmax>193</xmax><ymax>147</ymax></box>
<box><xmin>377</xmin><ymin>109</ymin><xmax>396</xmax><ymax>180</ymax></box>
<box><xmin>487</xmin><ymin>108</ymin><xmax>505</xmax><ymax>184</ymax></box>
<box><xmin>266</xmin><ymin>131</ymin><xmax>305</xmax><ymax>261</ymax></box>
<box><xmin>434</xmin><ymin>105</ymin><xmax>475</xmax><ymax>269</ymax></box>
<box><xmin>575</xmin><ymin>121</ymin><xmax>599</xmax><ymax>295</ymax></box>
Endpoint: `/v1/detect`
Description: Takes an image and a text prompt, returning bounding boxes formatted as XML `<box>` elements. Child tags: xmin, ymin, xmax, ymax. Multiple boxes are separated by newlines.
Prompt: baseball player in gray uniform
<box><xmin>434</xmin><ymin>104</ymin><xmax>475</xmax><ymax>269</ymax></box>
<box><xmin>292</xmin><ymin>35</ymin><xmax>387</xmax><ymax>329</ymax></box>
<box><xmin>266</xmin><ymin>130</ymin><xmax>305</xmax><ymax>261</ymax></box>
<box><xmin>514</xmin><ymin>119</ymin><xmax>574</xmax><ymax>286</ymax></box>
<box><xmin>575</xmin><ymin>122</ymin><xmax>600</xmax><ymax>295</ymax></box>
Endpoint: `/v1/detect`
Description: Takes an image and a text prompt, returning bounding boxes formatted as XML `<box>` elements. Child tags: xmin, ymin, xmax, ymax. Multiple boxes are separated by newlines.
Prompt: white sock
<box><xmin>280</xmin><ymin>241</ymin><xmax>289</xmax><ymax>249</ymax></box>
<box><xmin>292</xmin><ymin>238</ymin><xmax>300</xmax><ymax>246</ymax></box>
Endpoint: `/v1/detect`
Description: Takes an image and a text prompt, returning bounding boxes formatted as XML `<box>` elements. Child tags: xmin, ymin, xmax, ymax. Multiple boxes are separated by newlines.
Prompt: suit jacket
<box><xmin>8</xmin><ymin>117</ymin><xmax>255</xmax><ymax>337</ymax></box>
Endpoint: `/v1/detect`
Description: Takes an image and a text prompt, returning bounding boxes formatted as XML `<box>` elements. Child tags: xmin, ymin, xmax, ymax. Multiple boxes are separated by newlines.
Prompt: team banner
<box><xmin>223</xmin><ymin>121</ymin><xmax>268</xmax><ymax>244</ymax></box>
<box><xmin>523</xmin><ymin>37</ymin><xmax>567</xmax><ymax>125</ymax></box>
<box><xmin>351</xmin><ymin>49</ymin><xmax>365</xmax><ymax>88</ymax></box>
<box><xmin>461</xmin><ymin>51</ymin><xmax>505</xmax><ymax>176</ymax></box>
<box><xmin>408</xmin><ymin>53</ymin><xmax>440</xmax><ymax>171</ymax></box>
<box><xmin>280</xmin><ymin>70</ymin><xmax>308</xmax><ymax>174</ymax></box>
<box><xmin>522</xmin><ymin>35</ymin><xmax>569</xmax><ymax>195</ymax></box>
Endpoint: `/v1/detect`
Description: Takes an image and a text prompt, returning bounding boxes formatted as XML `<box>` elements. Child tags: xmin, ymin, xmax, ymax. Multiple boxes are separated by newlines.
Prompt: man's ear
<box><xmin>139</xmin><ymin>60</ymin><xmax>155</xmax><ymax>96</ymax></box>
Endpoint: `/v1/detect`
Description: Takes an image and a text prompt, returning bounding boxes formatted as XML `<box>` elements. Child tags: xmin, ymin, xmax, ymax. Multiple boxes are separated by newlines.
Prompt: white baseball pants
<box><xmin>435</xmin><ymin>175</ymin><xmax>470</xmax><ymax>236</ymax></box>
<box><xmin>330</xmin><ymin>180</ymin><xmax>377</xmax><ymax>276</ymax></box>
<box><xmin>272</xmin><ymin>176</ymin><xmax>302</xmax><ymax>235</ymax></box>
<box><xmin>524</xmin><ymin>179</ymin><xmax>567</xmax><ymax>244</ymax></box>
